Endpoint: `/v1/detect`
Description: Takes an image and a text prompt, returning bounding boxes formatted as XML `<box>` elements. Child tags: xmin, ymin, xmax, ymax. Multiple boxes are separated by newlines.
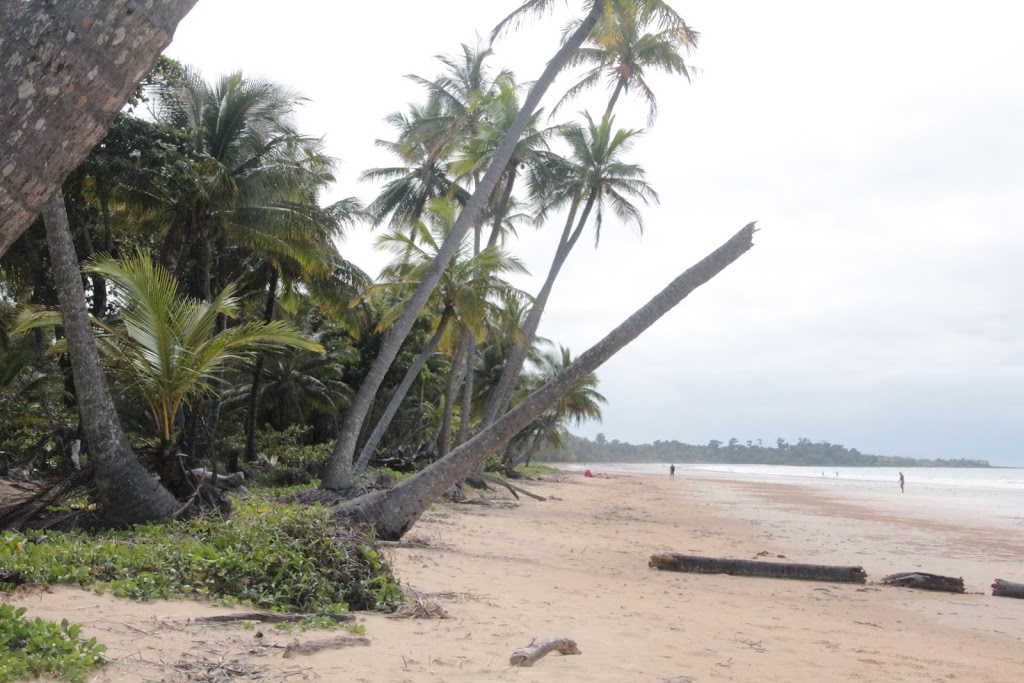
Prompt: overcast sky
<box><xmin>166</xmin><ymin>1</ymin><xmax>1024</xmax><ymax>467</ymax></box>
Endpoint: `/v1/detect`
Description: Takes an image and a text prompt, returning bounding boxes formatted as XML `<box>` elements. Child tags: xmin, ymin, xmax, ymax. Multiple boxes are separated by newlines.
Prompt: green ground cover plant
<box><xmin>0</xmin><ymin>498</ymin><xmax>402</xmax><ymax>613</ymax></box>
<box><xmin>0</xmin><ymin>604</ymin><xmax>105</xmax><ymax>683</ymax></box>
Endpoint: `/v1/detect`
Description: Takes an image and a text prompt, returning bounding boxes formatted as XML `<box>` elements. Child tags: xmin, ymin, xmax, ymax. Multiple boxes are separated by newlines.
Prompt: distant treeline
<box><xmin>535</xmin><ymin>434</ymin><xmax>990</xmax><ymax>468</ymax></box>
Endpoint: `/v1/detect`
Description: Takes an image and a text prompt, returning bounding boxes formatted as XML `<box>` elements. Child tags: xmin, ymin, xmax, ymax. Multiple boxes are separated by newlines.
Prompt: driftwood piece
<box><xmin>282</xmin><ymin>635</ymin><xmax>370</xmax><ymax>658</ymax></box>
<box><xmin>195</xmin><ymin>612</ymin><xmax>354</xmax><ymax>624</ymax></box>
<box><xmin>992</xmin><ymin>579</ymin><xmax>1024</xmax><ymax>599</ymax></box>
<box><xmin>189</xmin><ymin>468</ymin><xmax>249</xmax><ymax>493</ymax></box>
<box><xmin>649</xmin><ymin>553</ymin><xmax>867</xmax><ymax>584</ymax></box>
<box><xmin>880</xmin><ymin>572</ymin><xmax>965</xmax><ymax>593</ymax></box>
<box><xmin>509</xmin><ymin>638</ymin><xmax>581</xmax><ymax>667</ymax></box>
<box><xmin>481</xmin><ymin>473</ymin><xmax>547</xmax><ymax>501</ymax></box>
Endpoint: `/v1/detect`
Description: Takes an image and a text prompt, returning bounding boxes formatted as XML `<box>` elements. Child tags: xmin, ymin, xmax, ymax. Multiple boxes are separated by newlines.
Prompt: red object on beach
<box><xmin>584</xmin><ymin>469</ymin><xmax>593</xmax><ymax>477</ymax></box>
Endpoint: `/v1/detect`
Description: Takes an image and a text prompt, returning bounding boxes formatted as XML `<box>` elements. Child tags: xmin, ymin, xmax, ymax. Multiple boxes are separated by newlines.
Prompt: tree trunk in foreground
<box><xmin>333</xmin><ymin>222</ymin><xmax>757</xmax><ymax>539</ymax></box>
<box><xmin>992</xmin><ymin>579</ymin><xmax>1024</xmax><ymax>599</ymax></box>
<box><xmin>0</xmin><ymin>0</ymin><xmax>199</xmax><ymax>255</ymax></box>
<box><xmin>880</xmin><ymin>572</ymin><xmax>965</xmax><ymax>593</ymax></box>
<box><xmin>319</xmin><ymin>3</ymin><xmax>607</xmax><ymax>491</ymax></box>
<box><xmin>649</xmin><ymin>553</ymin><xmax>868</xmax><ymax>584</ymax></box>
<box><xmin>244</xmin><ymin>270</ymin><xmax>279</xmax><ymax>464</ymax></box>
<box><xmin>42</xmin><ymin>192</ymin><xmax>176</xmax><ymax>525</ymax></box>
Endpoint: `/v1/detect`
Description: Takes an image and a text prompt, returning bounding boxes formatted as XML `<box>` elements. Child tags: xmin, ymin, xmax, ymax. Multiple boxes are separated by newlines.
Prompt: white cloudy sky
<box><xmin>165</xmin><ymin>1</ymin><xmax>1024</xmax><ymax>466</ymax></box>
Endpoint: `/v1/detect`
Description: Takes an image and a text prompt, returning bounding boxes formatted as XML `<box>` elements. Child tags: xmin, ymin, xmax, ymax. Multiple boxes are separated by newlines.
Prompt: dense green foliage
<box><xmin>538</xmin><ymin>433</ymin><xmax>991</xmax><ymax>467</ymax></box>
<box><xmin>0</xmin><ymin>605</ymin><xmax>105</xmax><ymax>683</ymax></box>
<box><xmin>0</xmin><ymin>499</ymin><xmax>402</xmax><ymax>612</ymax></box>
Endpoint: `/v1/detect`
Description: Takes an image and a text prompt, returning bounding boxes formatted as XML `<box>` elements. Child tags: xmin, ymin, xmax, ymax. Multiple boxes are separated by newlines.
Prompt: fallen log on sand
<box><xmin>992</xmin><ymin>579</ymin><xmax>1024</xmax><ymax>599</ymax></box>
<box><xmin>649</xmin><ymin>553</ymin><xmax>867</xmax><ymax>584</ymax></box>
<box><xmin>880</xmin><ymin>572</ymin><xmax>964</xmax><ymax>593</ymax></box>
<box><xmin>282</xmin><ymin>635</ymin><xmax>370</xmax><ymax>658</ymax></box>
<box><xmin>195</xmin><ymin>612</ymin><xmax>354</xmax><ymax>625</ymax></box>
<box><xmin>509</xmin><ymin>638</ymin><xmax>581</xmax><ymax>667</ymax></box>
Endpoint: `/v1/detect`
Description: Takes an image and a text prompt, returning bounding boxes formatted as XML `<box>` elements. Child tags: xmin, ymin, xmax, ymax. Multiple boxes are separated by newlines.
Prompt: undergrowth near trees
<box><xmin>0</xmin><ymin>498</ymin><xmax>403</xmax><ymax>613</ymax></box>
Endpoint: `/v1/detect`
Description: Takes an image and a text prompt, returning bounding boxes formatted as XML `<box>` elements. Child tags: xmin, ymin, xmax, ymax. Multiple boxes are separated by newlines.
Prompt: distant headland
<box><xmin>536</xmin><ymin>434</ymin><xmax>990</xmax><ymax>468</ymax></box>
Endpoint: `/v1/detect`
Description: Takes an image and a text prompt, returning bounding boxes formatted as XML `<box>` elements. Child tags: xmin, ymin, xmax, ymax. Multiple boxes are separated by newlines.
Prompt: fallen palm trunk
<box><xmin>195</xmin><ymin>612</ymin><xmax>354</xmax><ymax>625</ymax></box>
<box><xmin>649</xmin><ymin>553</ymin><xmax>868</xmax><ymax>584</ymax></box>
<box><xmin>880</xmin><ymin>572</ymin><xmax>964</xmax><ymax>593</ymax></box>
<box><xmin>992</xmin><ymin>579</ymin><xmax>1024</xmax><ymax>599</ymax></box>
<box><xmin>509</xmin><ymin>638</ymin><xmax>581</xmax><ymax>667</ymax></box>
<box><xmin>282</xmin><ymin>635</ymin><xmax>370</xmax><ymax>658</ymax></box>
<box><xmin>481</xmin><ymin>473</ymin><xmax>547</xmax><ymax>501</ymax></box>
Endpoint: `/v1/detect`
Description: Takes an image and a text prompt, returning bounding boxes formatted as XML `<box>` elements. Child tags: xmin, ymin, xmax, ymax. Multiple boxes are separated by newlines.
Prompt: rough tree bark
<box><xmin>320</xmin><ymin>3</ymin><xmax>607</xmax><ymax>491</ymax></box>
<box><xmin>42</xmin><ymin>192</ymin><xmax>177</xmax><ymax>525</ymax></box>
<box><xmin>334</xmin><ymin>222</ymin><xmax>756</xmax><ymax>539</ymax></box>
<box><xmin>649</xmin><ymin>553</ymin><xmax>868</xmax><ymax>584</ymax></box>
<box><xmin>0</xmin><ymin>0</ymin><xmax>200</xmax><ymax>254</ymax></box>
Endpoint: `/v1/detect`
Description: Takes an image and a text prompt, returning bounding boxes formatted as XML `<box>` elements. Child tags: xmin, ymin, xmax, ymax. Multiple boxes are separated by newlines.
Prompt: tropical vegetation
<box><xmin>0</xmin><ymin>2</ymin><xmax>758</xmax><ymax>547</ymax></box>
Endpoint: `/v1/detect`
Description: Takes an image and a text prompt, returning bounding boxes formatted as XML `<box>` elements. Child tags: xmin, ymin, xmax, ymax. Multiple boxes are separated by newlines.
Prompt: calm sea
<box><xmin>561</xmin><ymin>463</ymin><xmax>1024</xmax><ymax>492</ymax></box>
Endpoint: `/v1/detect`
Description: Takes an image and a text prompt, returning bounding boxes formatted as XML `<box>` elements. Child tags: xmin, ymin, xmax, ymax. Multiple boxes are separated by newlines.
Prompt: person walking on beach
<box><xmin>898</xmin><ymin>472</ymin><xmax>905</xmax><ymax>493</ymax></box>
<box><xmin>669</xmin><ymin>464</ymin><xmax>675</xmax><ymax>477</ymax></box>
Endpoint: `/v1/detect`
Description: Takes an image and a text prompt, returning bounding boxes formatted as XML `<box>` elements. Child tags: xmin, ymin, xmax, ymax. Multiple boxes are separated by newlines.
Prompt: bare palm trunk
<box><xmin>0</xmin><ymin>0</ymin><xmax>199</xmax><ymax>254</ymax></box>
<box><xmin>243</xmin><ymin>270</ymin><xmax>278</xmax><ymax>463</ymax></box>
<box><xmin>351</xmin><ymin>310</ymin><xmax>453</xmax><ymax>478</ymax></box>
<box><xmin>481</xmin><ymin>191</ymin><xmax>596</xmax><ymax>427</ymax></box>
<box><xmin>437</xmin><ymin>329</ymin><xmax>471</xmax><ymax>457</ymax></box>
<box><xmin>334</xmin><ymin>222</ymin><xmax>757</xmax><ymax>539</ymax></box>
<box><xmin>42</xmin><ymin>191</ymin><xmax>177</xmax><ymax>525</ymax></box>
<box><xmin>320</xmin><ymin>3</ymin><xmax>607</xmax><ymax>490</ymax></box>
<box><xmin>455</xmin><ymin>333</ymin><xmax>477</xmax><ymax>447</ymax></box>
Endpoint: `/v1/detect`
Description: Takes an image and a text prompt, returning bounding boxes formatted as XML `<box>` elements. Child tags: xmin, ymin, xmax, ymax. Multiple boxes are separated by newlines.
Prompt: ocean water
<box><xmin>561</xmin><ymin>463</ymin><xmax>1024</xmax><ymax>491</ymax></box>
<box><xmin>560</xmin><ymin>462</ymin><xmax>1024</xmax><ymax>523</ymax></box>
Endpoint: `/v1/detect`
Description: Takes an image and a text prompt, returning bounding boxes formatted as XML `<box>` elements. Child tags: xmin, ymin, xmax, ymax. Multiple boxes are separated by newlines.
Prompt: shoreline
<box><xmin>8</xmin><ymin>469</ymin><xmax>1024</xmax><ymax>681</ymax></box>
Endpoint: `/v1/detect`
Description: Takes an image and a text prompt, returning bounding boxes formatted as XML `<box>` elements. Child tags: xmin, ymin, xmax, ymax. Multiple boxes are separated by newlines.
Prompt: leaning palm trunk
<box><xmin>42</xmin><ymin>192</ymin><xmax>177</xmax><ymax>525</ymax></box>
<box><xmin>437</xmin><ymin>329</ymin><xmax>471</xmax><ymax>457</ymax></box>
<box><xmin>320</xmin><ymin>3</ymin><xmax>607</xmax><ymax>491</ymax></box>
<box><xmin>244</xmin><ymin>271</ymin><xmax>279</xmax><ymax>463</ymax></box>
<box><xmin>0</xmin><ymin>0</ymin><xmax>199</xmax><ymax>254</ymax></box>
<box><xmin>351</xmin><ymin>310</ymin><xmax>453</xmax><ymax>478</ymax></box>
<box><xmin>455</xmin><ymin>333</ymin><xmax>478</xmax><ymax>448</ymax></box>
<box><xmin>334</xmin><ymin>222</ymin><xmax>757</xmax><ymax>539</ymax></box>
<box><xmin>482</xmin><ymin>191</ymin><xmax>597</xmax><ymax>428</ymax></box>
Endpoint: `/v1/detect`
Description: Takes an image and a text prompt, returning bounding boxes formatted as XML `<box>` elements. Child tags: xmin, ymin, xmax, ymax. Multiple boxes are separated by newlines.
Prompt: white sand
<box><xmin>8</xmin><ymin>470</ymin><xmax>1024</xmax><ymax>681</ymax></box>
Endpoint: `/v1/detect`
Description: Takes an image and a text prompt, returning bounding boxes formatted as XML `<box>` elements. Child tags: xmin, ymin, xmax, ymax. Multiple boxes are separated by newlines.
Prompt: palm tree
<box><xmin>481</xmin><ymin>112</ymin><xmax>657</xmax><ymax>428</ymax></box>
<box><xmin>361</xmin><ymin>102</ymin><xmax>471</xmax><ymax>233</ymax></box>
<box><xmin>500</xmin><ymin>345</ymin><xmax>606</xmax><ymax>472</ymax></box>
<box><xmin>335</xmin><ymin>222</ymin><xmax>757</xmax><ymax>539</ymax></box>
<box><xmin>321</xmin><ymin>0</ymin><xmax>612</xmax><ymax>490</ymax></box>
<box><xmin>84</xmin><ymin>251</ymin><xmax>322</xmax><ymax>493</ymax></box>
<box><xmin>0</xmin><ymin>0</ymin><xmax>199</xmax><ymax>254</ymax></box>
<box><xmin>40</xmin><ymin>195</ymin><xmax>177</xmax><ymax>525</ymax></box>
<box><xmin>145</xmin><ymin>68</ymin><xmax>341</xmax><ymax>293</ymax></box>
<box><xmin>349</xmin><ymin>199</ymin><xmax>527</xmax><ymax>477</ymax></box>
<box><xmin>553</xmin><ymin>4</ymin><xmax>699</xmax><ymax>124</ymax></box>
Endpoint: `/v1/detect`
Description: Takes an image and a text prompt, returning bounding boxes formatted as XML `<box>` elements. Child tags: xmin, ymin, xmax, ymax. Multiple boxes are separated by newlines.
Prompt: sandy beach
<box><xmin>7</xmin><ymin>469</ymin><xmax>1024</xmax><ymax>682</ymax></box>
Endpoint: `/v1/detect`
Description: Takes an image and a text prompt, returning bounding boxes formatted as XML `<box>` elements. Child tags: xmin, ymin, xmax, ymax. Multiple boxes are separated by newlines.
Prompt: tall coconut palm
<box><xmin>321</xmin><ymin>0</ymin><xmax>612</xmax><ymax>490</ymax></box>
<box><xmin>146</xmin><ymin>68</ymin><xmax>341</xmax><ymax>294</ymax></box>
<box><xmin>0</xmin><ymin>0</ymin><xmax>199</xmax><ymax>254</ymax></box>
<box><xmin>40</xmin><ymin>195</ymin><xmax>178</xmax><ymax>525</ymax></box>
<box><xmin>351</xmin><ymin>199</ymin><xmax>527</xmax><ymax>477</ymax></box>
<box><xmin>84</xmin><ymin>251</ymin><xmax>322</xmax><ymax>493</ymax></box>
<box><xmin>553</xmin><ymin>4</ymin><xmax>699</xmax><ymax>124</ymax></box>
<box><xmin>335</xmin><ymin>222</ymin><xmax>757</xmax><ymax>539</ymax></box>
<box><xmin>481</xmin><ymin>112</ymin><xmax>657</xmax><ymax>428</ymax></box>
